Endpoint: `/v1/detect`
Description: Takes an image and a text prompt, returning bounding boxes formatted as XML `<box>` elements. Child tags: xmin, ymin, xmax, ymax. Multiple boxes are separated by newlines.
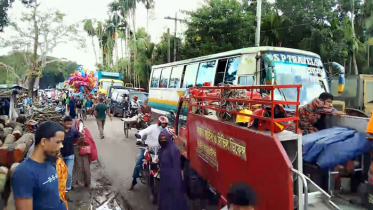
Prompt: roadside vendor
<box><xmin>298</xmin><ymin>92</ymin><xmax>338</xmax><ymax>135</ymax></box>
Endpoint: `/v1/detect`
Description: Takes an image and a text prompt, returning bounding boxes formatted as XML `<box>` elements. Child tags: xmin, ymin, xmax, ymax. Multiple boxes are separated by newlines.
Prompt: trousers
<box><xmin>132</xmin><ymin>149</ymin><xmax>145</xmax><ymax>184</ymax></box>
<box><xmin>96</xmin><ymin>119</ymin><xmax>106</xmax><ymax>137</ymax></box>
<box><xmin>63</xmin><ymin>154</ymin><xmax>75</xmax><ymax>191</ymax></box>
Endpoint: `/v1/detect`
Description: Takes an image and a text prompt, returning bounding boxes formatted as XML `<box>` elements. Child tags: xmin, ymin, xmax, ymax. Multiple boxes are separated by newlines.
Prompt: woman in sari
<box><xmin>158</xmin><ymin>129</ymin><xmax>188</xmax><ymax>210</ymax></box>
<box><xmin>72</xmin><ymin>119</ymin><xmax>98</xmax><ymax>188</ymax></box>
<box><xmin>68</xmin><ymin>96</ymin><xmax>76</xmax><ymax>119</ymax></box>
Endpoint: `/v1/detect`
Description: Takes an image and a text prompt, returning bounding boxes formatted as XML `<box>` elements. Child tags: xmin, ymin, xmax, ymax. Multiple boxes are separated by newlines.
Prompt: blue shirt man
<box><xmin>12</xmin><ymin>121</ymin><xmax>66</xmax><ymax>210</ymax></box>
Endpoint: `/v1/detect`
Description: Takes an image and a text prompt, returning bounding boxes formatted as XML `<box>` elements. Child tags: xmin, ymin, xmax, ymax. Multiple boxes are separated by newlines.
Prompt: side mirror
<box><xmin>166</xmin><ymin>111</ymin><xmax>176</xmax><ymax>126</ymax></box>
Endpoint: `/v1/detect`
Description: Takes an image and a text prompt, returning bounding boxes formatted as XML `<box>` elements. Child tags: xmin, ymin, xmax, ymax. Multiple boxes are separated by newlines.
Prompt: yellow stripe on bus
<box><xmin>148</xmin><ymin>98</ymin><xmax>179</xmax><ymax>106</ymax></box>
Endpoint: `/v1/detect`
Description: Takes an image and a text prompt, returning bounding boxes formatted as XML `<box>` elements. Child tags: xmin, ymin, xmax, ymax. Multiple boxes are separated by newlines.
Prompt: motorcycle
<box><xmin>135</xmin><ymin>133</ymin><xmax>160</xmax><ymax>204</ymax></box>
<box><xmin>138</xmin><ymin>113</ymin><xmax>152</xmax><ymax>129</ymax></box>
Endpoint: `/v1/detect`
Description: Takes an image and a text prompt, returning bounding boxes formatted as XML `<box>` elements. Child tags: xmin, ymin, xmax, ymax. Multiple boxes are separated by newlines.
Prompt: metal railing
<box><xmin>188</xmin><ymin>84</ymin><xmax>302</xmax><ymax>136</ymax></box>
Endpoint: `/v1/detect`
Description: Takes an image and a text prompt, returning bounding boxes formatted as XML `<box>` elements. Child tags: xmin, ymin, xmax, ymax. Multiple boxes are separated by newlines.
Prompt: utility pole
<box><xmin>254</xmin><ymin>0</ymin><xmax>262</xmax><ymax>47</ymax></box>
<box><xmin>167</xmin><ymin>28</ymin><xmax>171</xmax><ymax>63</ymax></box>
<box><xmin>165</xmin><ymin>13</ymin><xmax>186</xmax><ymax>62</ymax></box>
<box><xmin>174</xmin><ymin>12</ymin><xmax>177</xmax><ymax>62</ymax></box>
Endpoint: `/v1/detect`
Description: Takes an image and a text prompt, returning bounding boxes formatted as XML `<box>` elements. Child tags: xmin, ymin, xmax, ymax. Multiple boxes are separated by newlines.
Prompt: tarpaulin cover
<box><xmin>316</xmin><ymin>132</ymin><xmax>373</xmax><ymax>170</ymax></box>
<box><xmin>302</xmin><ymin>127</ymin><xmax>373</xmax><ymax>170</ymax></box>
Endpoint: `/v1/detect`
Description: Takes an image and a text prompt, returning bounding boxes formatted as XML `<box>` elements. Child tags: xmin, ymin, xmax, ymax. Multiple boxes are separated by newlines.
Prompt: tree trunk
<box><xmin>29</xmin><ymin>1</ymin><xmax>39</xmax><ymax>99</ymax></box>
<box><xmin>350</xmin><ymin>0</ymin><xmax>358</xmax><ymax>75</ymax></box>
<box><xmin>115</xmin><ymin>32</ymin><xmax>119</xmax><ymax>72</ymax></box>
<box><xmin>0</xmin><ymin>166</ymin><xmax>8</xmax><ymax>193</ymax></box>
<box><xmin>127</xmin><ymin>15</ymin><xmax>132</xmax><ymax>83</ymax></box>
<box><xmin>12</xmin><ymin>125</ymin><xmax>23</xmax><ymax>140</ymax></box>
<box><xmin>3</xmin><ymin>134</ymin><xmax>16</xmax><ymax>147</ymax></box>
<box><xmin>146</xmin><ymin>8</ymin><xmax>149</xmax><ymax>34</ymax></box>
<box><xmin>352</xmin><ymin>52</ymin><xmax>359</xmax><ymax>75</ymax></box>
<box><xmin>121</xmin><ymin>38</ymin><xmax>124</xmax><ymax>60</ymax></box>
<box><xmin>132</xmin><ymin>9</ymin><xmax>137</xmax><ymax>86</ymax></box>
<box><xmin>92</xmin><ymin>36</ymin><xmax>98</xmax><ymax>64</ymax></box>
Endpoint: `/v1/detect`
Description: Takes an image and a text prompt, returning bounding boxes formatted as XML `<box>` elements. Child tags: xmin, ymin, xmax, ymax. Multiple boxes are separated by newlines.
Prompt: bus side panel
<box><xmin>188</xmin><ymin>113</ymin><xmax>293</xmax><ymax>210</ymax></box>
<box><xmin>149</xmin><ymin>88</ymin><xmax>184</xmax><ymax>113</ymax></box>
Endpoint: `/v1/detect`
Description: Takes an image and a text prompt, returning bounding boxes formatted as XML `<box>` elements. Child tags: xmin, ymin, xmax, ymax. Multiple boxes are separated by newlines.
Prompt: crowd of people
<box><xmin>12</xmin><ymin>116</ymin><xmax>97</xmax><ymax>210</ymax></box>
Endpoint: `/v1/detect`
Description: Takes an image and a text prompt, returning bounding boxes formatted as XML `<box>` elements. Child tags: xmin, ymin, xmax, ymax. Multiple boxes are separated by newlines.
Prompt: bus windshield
<box><xmin>263</xmin><ymin>52</ymin><xmax>328</xmax><ymax>107</ymax></box>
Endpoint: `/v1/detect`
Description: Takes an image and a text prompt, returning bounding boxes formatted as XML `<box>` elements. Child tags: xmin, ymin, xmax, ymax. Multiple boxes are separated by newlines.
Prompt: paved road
<box><xmin>84</xmin><ymin>116</ymin><xmax>158</xmax><ymax>210</ymax></box>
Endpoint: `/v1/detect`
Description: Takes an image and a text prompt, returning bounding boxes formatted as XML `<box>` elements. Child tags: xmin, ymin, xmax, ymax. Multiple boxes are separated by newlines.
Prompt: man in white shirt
<box><xmin>129</xmin><ymin>116</ymin><xmax>169</xmax><ymax>190</ymax></box>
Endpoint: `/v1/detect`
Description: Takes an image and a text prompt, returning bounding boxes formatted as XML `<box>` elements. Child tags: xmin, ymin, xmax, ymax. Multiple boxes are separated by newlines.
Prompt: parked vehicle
<box><xmin>94</xmin><ymin>71</ymin><xmax>124</xmax><ymax>98</ymax></box>
<box><xmin>166</xmin><ymin>84</ymin><xmax>369</xmax><ymax>210</ymax></box>
<box><xmin>330</xmin><ymin>74</ymin><xmax>373</xmax><ymax>117</ymax></box>
<box><xmin>113</xmin><ymin>91</ymin><xmax>148</xmax><ymax>117</ymax></box>
<box><xmin>111</xmin><ymin>89</ymin><xmax>130</xmax><ymax>116</ymax></box>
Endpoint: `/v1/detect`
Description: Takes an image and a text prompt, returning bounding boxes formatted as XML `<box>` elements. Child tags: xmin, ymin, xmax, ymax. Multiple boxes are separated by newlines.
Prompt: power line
<box><xmin>260</xmin><ymin>22</ymin><xmax>314</xmax><ymax>33</ymax></box>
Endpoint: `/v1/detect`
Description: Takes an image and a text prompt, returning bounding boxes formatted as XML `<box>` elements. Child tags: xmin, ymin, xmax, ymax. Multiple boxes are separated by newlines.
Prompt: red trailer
<box><xmin>168</xmin><ymin>84</ymin><xmax>340</xmax><ymax>210</ymax></box>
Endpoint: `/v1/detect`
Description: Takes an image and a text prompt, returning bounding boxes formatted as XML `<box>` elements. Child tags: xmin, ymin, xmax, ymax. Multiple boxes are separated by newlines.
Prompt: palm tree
<box><xmin>83</xmin><ymin>19</ymin><xmax>98</xmax><ymax>64</ymax></box>
<box><xmin>112</xmin><ymin>13</ymin><xmax>121</xmax><ymax>71</ymax></box>
<box><xmin>95</xmin><ymin>21</ymin><xmax>105</xmax><ymax>66</ymax></box>
<box><xmin>260</xmin><ymin>11</ymin><xmax>293</xmax><ymax>47</ymax></box>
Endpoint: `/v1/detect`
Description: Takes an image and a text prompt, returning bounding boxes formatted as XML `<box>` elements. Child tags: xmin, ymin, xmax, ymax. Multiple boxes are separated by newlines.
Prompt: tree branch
<box><xmin>0</xmin><ymin>62</ymin><xmax>21</xmax><ymax>80</ymax></box>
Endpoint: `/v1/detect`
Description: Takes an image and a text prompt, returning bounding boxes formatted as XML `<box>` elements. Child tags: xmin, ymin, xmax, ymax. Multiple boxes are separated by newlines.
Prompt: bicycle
<box><xmin>82</xmin><ymin>109</ymin><xmax>87</xmax><ymax>121</ymax></box>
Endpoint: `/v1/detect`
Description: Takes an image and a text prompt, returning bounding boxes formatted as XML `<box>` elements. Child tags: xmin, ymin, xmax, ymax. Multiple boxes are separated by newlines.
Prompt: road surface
<box><xmin>84</xmin><ymin>115</ymin><xmax>158</xmax><ymax>210</ymax></box>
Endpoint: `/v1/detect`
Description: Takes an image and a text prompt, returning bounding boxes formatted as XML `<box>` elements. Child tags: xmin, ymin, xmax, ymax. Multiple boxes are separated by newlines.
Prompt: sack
<box><xmin>79</xmin><ymin>145</ymin><xmax>91</xmax><ymax>156</ymax></box>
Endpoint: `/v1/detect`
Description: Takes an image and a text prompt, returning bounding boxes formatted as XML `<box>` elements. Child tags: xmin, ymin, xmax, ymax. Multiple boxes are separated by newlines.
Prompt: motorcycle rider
<box><xmin>129</xmin><ymin>95</ymin><xmax>140</xmax><ymax>117</ymax></box>
<box><xmin>129</xmin><ymin>116</ymin><xmax>169</xmax><ymax>190</ymax></box>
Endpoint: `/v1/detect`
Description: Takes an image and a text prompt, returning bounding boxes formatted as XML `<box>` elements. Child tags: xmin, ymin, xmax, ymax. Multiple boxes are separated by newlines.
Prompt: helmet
<box><xmin>133</xmin><ymin>95</ymin><xmax>138</xmax><ymax>100</ymax></box>
<box><xmin>248</xmin><ymin>105</ymin><xmax>292</xmax><ymax>133</ymax></box>
<box><xmin>235</xmin><ymin>109</ymin><xmax>253</xmax><ymax>123</ymax></box>
<box><xmin>157</xmin><ymin>116</ymin><xmax>169</xmax><ymax>126</ymax></box>
<box><xmin>26</xmin><ymin>120</ymin><xmax>38</xmax><ymax>133</ymax></box>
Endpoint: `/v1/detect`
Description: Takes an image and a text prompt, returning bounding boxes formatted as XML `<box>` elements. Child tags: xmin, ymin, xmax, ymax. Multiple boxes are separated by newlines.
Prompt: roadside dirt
<box><xmin>68</xmin><ymin>161</ymin><xmax>132</xmax><ymax>210</ymax></box>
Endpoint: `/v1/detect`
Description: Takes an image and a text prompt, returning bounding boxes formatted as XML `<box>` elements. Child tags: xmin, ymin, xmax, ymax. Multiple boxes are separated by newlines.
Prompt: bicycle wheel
<box><xmin>124</xmin><ymin>121</ymin><xmax>129</xmax><ymax>138</ymax></box>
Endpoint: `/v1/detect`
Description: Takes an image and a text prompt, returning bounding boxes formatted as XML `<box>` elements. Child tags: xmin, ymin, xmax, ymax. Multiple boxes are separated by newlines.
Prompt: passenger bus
<box><xmin>148</xmin><ymin>47</ymin><xmax>339</xmax><ymax>114</ymax></box>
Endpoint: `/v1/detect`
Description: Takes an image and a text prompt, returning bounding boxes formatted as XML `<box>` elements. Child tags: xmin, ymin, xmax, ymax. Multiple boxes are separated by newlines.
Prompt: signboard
<box><xmin>265</xmin><ymin>51</ymin><xmax>323</xmax><ymax>67</ymax></box>
<box><xmin>101</xmin><ymin>72</ymin><xmax>120</xmax><ymax>77</ymax></box>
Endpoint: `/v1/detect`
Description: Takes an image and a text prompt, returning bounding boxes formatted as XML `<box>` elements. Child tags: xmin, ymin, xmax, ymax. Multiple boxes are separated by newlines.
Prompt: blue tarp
<box><xmin>302</xmin><ymin>127</ymin><xmax>373</xmax><ymax>170</ymax></box>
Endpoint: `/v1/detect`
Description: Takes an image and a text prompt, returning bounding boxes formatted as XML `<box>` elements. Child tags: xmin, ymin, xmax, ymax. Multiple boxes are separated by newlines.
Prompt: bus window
<box><xmin>214</xmin><ymin>59</ymin><xmax>228</xmax><ymax>86</ymax></box>
<box><xmin>238</xmin><ymin>75</ymin><xmax>255</xmax><ymax>85</ymax></box>
<box><xmin>196</xmin><ymin>60</ymin><xmax>216</xmax><ymax>87</ymax></box>
<box><xmin>182</xmin><ymin>63</ymin><xmax>199</xmax><ymax>88</ymax></box>
<box><xmin>169</xmin><ymin>65</ymin><xmax>184</xmax><ymax>88</ymax></box>
<box><xmin>160</xmin><ymin>67</ymin><xmax>172</xmax><ymax>88</ymax></box>
<box><xmin>224</xmin><ymin>57</ymin><xmax>239</xmax><ymax>84</ymax></box>
<box><xmin>150</xmin><ymin>68</ymin><xmax>162</xmax><ymax>88</ymax></box>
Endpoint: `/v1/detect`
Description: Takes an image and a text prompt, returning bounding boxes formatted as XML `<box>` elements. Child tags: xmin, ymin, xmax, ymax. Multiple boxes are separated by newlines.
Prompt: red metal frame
<box><xmin>187</xmin><ymin>84</ymin><xmax>301</xmax><ymax>136</ymax></box>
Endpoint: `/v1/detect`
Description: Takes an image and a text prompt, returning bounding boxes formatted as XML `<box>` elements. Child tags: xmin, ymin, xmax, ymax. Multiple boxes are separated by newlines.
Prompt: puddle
<box><xmin>68</xmin><ymin>162</ymin><xmax>132</xmax><ymax>210</ymax></box>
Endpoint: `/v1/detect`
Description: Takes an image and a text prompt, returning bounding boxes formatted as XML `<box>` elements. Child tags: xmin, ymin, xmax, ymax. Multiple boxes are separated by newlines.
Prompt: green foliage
<box><xmin>0</xmin><ymin>51</ymin><xmax>78</xmax><ymax>87</ymax></box>
<box><xmin>180</xmin><ymin>0</ymin><xmax>255</xmax><ymax>59</ymax></box>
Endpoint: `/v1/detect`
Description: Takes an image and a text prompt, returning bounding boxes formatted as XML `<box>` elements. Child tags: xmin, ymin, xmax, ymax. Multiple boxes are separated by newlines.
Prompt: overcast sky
<box><xmin>0</xmin><ymin>0</ymin><xmax>273</xmax><ymax>71</ymax></box>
